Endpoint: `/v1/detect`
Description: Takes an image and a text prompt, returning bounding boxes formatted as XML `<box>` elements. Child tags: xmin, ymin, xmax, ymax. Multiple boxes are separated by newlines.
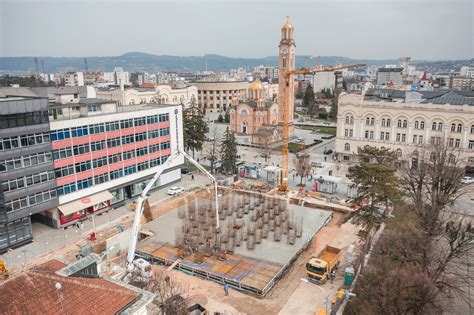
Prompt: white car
<box><xmin>167</xmin><ymin>187</ymin><xmax>185</xmax><ymax>195</ymax></box>
<box><xmin>312</xmin><ymin>161</ymin><xmax>324</xmax><ymax>168</ymax></box>
<box><xmin>461</xmin><ymin>176</ymin><xmax>474</xmax><ymax>184</ymax></box>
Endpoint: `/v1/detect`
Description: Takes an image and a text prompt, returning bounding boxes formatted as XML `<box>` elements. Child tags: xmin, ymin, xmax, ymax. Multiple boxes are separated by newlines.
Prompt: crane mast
<box><xmin>278</xmin><ymin>62</ymin><xmax>366</xmax><ymax>192</ymax></box>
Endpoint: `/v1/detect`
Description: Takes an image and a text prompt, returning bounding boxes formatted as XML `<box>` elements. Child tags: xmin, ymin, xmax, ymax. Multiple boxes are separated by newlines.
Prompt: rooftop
<box><xmin>364</xmin><ymin>88</ymin><xmax>474</xmax><ymax>105</ymax></box>
<box><xmin>0</xmin><ymin>96</ymin><xmax>42</xmax><ymax>102</ymax></box>
<box><xmin>0</xmin><ymin>259</ymin><xmax>139</xmax><ymax>315</ymax></box>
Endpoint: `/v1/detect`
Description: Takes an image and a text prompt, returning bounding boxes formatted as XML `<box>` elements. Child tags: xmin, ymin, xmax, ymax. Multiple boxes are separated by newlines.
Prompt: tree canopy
<box><xmin>183</xmin><ymin>105</ymin><xmax>208</xmax><ymax>158</ymax></box>
<box><xmin>220</xmin><ymin>127</ymin><xmax>237</xmax><ymax>175</ymax></box>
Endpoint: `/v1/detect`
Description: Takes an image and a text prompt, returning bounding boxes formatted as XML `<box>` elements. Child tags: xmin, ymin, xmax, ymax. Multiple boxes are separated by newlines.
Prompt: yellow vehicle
<box><xmin>0</xmin><ymin>259</ymin><xmax>9</xmax><ymax>279</ymax></box>
<box><xmin>306</xmin><ymin>245</ymin><xmax>342</xmax><ymax>284</ymax></box>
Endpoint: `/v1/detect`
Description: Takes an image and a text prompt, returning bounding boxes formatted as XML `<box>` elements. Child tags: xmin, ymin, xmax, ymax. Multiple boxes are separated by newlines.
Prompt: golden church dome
<box><xmin>249</xmin><ymin>80</ymin><xmax>264</xmax><ymax>91</ymax></box>
<box><xmin>282</xmin><ymin>16</ymin><xmax>293</xmax><ymax>30</ymax></box>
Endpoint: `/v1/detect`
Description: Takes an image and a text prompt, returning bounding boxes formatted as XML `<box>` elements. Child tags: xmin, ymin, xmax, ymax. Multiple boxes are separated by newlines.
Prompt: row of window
<box><xmin>5</xmin><ymin>189</ymin><xmax>57</xmax><ymax>212</ymax></box>
<box><xmin>57</xmin><ymin>154</ymin><xmax>170</xmax><ymax>196</ymax></box>
<box><xmin>0</xmin><ymin>152</ymin><xmax>53</xmax><ymax>172</ymax></box>
<box><xmin>54</xmin><ymin>141</ymin><xmax>171</xmax><ymax>178</ymax></box>
<box><xmin>347</xmin><ymin>115</ymin><xmax>474</xmax><ymax>134</ymax></box>
<box><xmin>52</xmin><ymin>128</ymin><xmax>170</xmax><ymax>160</ymax></box>
<box><xmin>0</xmin><ymin>111</ymin><xmax>49</xmax><ymax>129</ymax></box>
<box><xmin>50</xmin><ymin>113</ymin><xmax>170</xmax><ymax>141</ymax></box>
<box><xmin>1</xmin><ymin>171</ymin><xmax>55</xmax><ymax>193</ymax></box>
<box><xmin>0</xmin><ymin>132</ymin><xmax>50</xmax><ymax>151</ymax></box>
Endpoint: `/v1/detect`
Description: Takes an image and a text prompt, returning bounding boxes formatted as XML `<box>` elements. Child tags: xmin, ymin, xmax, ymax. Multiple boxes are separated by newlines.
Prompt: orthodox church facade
<box><xmin>230</xmin><ymin>19</ymin><xmax>296</xmax><ymax>145</ymax></box>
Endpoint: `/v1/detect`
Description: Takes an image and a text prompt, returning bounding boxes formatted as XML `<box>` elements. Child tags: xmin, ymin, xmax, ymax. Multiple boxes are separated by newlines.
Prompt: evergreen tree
<box><xmin>224</xmin><ymin>111</ymin><xmax>230</xmax><ymax>123</ymax></box>
<box><xmin>183</xmin><ymin>105</ymin><xmax>209</xmax><ymax>158</ymax></box>
<box><xmin>303</xmin><ymin>83</ymin><xmax>316</xmax><ymax>118</ymax></box>
<box><xmin>217</xmin><ymin>114</ymin><xmax>224</xmax><ymax>123</ymax></box>
<box><xmin>220</xmin><ymin>127</ymin><xmax>237</xmax><ymax>175</ymax></box>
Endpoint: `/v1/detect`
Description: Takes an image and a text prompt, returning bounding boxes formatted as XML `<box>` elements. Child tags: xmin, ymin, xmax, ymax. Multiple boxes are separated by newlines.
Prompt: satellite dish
<box><xmin>55</xmin><ymin>282</ymin><xmax>62</xmax><ymax>290</ymax></box>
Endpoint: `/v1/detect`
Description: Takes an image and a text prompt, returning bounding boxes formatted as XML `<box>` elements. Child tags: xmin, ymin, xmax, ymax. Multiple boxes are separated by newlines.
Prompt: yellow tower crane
<box><xmin>278</xmin><ymin>62</ymin><xmax>366</xmax><ymax>192</ymax></box>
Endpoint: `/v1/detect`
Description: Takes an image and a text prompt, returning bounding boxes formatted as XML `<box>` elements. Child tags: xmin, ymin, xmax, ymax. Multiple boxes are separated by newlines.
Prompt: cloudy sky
<box><xmin>1</xmin><ymin>0</ymin><xmax>472</xmax><ymax>60</ymax></box>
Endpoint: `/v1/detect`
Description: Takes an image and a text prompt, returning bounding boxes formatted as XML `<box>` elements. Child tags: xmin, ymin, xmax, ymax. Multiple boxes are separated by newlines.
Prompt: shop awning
<box><xmin>58</xmin><ymin>190</ymin><xmax>113</xmax><ymax>216</ymax></box>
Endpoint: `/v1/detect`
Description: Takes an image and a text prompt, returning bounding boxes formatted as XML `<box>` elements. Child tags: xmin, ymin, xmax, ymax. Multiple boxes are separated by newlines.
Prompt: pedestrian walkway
<box><xmin>1</xmin><ymin>173</ymin><xmax>210</xmax><ymax>269</ymax></box>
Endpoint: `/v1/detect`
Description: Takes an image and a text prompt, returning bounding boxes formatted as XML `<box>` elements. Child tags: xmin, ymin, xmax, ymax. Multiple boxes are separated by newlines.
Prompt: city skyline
<box><xmin>1</xmin><ymin>0</ymin><xmax>472</xmax><ymax>60</ymax></box>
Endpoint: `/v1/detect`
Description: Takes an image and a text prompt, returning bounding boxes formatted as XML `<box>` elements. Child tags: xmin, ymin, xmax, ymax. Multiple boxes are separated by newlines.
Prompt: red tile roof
<box><xmin>140</xmin><ymin>83</ymin><xmax>155</xmax><ymax>88</ymax></box>
<box><xmin>0</xmin><ymin>260</ymin><xmax>139</xmax><ymax>315</ymax></box>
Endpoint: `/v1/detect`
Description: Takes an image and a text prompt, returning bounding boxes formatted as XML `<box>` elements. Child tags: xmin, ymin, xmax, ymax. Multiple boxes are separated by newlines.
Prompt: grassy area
<box><xmin>295</xmin><ymin>125</ymin><xmax>337</xmax><ymax>135</ymax></box>
<box><xmin>288</xmin><ymin>142</ymin><xmax>305</xmax><ymax>153</ymax></box>
<box><xmin>185</xmin><ymin>162</ymin><xmax>211</xmax><ymax>172</ymax></box>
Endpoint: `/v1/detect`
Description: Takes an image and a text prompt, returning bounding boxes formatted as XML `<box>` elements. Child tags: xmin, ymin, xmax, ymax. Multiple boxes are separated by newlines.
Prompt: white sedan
<box><xmin>167</xmin><ymin>186</ymin><xmax>185</xmax><ymax>195</ymax></box>
<box><xmin>461</xmin><ymin>176</ymin><xmax>474</xmax><ymax>184</ymax></box>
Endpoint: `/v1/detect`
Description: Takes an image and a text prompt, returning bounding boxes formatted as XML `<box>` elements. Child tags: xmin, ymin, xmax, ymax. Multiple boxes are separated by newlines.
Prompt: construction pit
<box><xmin>136</xmin><ymin>187</ymin><xmax>332</xmax><ymax>297</ymax></box>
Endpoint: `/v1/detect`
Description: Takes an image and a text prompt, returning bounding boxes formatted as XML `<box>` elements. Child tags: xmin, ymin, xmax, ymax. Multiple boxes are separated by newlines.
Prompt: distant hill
<box><xmin>0</xmin><ymin>52</ymin><xmax>472</xmax><ymax>74</ymax></box>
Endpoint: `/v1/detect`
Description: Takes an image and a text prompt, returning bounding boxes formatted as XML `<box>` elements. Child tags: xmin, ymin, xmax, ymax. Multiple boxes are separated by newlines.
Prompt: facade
<box><xmin>64</xmin><ymin>72</ymin><xmax>85</xmax><ymax>87</ymax></box>
<box><xmin>230</xmin><ymin>80</ymin><xmax>280</xmax><ymax>145</ymax></box>
<box><xmin>39</xmin><ymin>93</ymin><xmax>184</xmax><ymax>228</ymax></box>
<box><xmin>448</xmin><ymin>75</ymin><xmax>473</xmax><ymax>91</ymax></box>
<box><xmin>96</xmin><ymin>84</ymin><xmax>197</xmax><ymax>107</ymax></box>
<box><xmin>335</xmin><ymin>89</ymin><xmax>474</xmax><ymax>168</ymax></box>
<box><xmin>192</xmin><ymin>81</ymin><xmax>249</xmax><ymax>113</ymax></box>
<box><xmin>0</xmin><ymin>96</ymin><xmax>58</xmax><ymax>251</ymax></box>
<box><xmin>460</xmin><ymin>66</ymin><xmax>474</xmax><ymax>78</ymax></box>
<box><xmin>376</xmin><ymin>68</ymin><xmax>403</xmax><ymax>86</ymax></box>
<box><xmin>313</xmin><ymin>72</ymin><xmax>336</xmax><ymax>93</ymax></box>
<box><xmin>103</xmin><ymin>67</ymin><xmax>130</xmax><ymax>86</ymax></box>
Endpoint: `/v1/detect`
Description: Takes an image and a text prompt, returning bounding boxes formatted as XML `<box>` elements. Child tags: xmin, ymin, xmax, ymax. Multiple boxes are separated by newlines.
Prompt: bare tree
<box><xmin>204</xmin><ymin>125</ymin><xmax>220</xmax><ymax>174</ymax></box>
<box><xmin>129</xmin><ymin>269</ymin><xmax>189</xmax><ymax>315</ymax></box>
<box><xmin>261</xmin><ymin>136</ymin><xmax>273</xmax><ymax>164</ymax></box>
<box><xmin>294</xmin><ymin>153</ymin><xmax>312</xmax><ymax>186</ymax></box>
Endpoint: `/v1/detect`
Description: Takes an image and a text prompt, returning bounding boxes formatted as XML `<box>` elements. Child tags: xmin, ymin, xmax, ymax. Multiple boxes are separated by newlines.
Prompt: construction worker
<box><xmin>224</xmin><ymin>283</ymin><xmax>229</xmax><ymax>296</ymax></box>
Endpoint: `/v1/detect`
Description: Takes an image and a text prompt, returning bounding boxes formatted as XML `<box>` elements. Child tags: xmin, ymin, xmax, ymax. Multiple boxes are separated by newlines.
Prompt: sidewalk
<box><xmin>1</xmin><ymin>173</ymin><xmax>209</xmax><ymax>269</ymax></box>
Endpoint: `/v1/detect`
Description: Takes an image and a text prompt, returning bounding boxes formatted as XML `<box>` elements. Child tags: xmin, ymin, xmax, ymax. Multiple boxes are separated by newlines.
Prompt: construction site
<box><xmin>136</xmin><ymin>187</ymin><xmax>333</xmax><ymax>296</ymax></box>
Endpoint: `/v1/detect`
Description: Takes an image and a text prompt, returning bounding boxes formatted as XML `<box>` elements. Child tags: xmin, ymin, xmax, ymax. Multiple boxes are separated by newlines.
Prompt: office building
<box><xmin>376</xmin><ymin>68</ymin><xmax>403</xmax><ymax>86</ymax></box>
<box><xmin>192</xmin><ymin>81</ymin><xmax>249</xmax><ymax>113</ymax></box>
<box><xmin>0</xmin><ymin>96</ymin><xmax>58</xmax><ymax>251</ymax></box>
<box><xmin>64</xmin><ymin>72</ymin><xmax>85</xmax><ymax>87</ymax></box>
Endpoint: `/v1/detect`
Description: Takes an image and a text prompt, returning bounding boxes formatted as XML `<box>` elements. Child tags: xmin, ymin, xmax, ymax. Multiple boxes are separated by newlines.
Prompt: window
<box><xmin>397</xmin><ymin>120</ymin><xmax>402</xmax><ymax>128</ymax></box>
<box><xmin>138</xmin><ymin>161</ymin><xmax>150</xmax><ymax>171</ymax></box>
<box><xmin>414</xmin><ymin>121</ymin><xmax>419</xmax><ymax>129</ymax></box>
<box><xmin>159</xmin><ymin>113</ymin><xmax>169</xmax><ymax>122</ymax></box>
<box><xmin>396</xmin><ymin>149</ymin><xmax>402</xmax><ymax>157</ymax></box>
<box><xmin>120</xmin><ymin>119</ymin><xmax>133</xmax><ymax>129</ymax></box>
<box><xmin>438</xmin><ymin>122</ymin><xmax>443</xmax><ymax>131</ymax></box>
<box><xmin>451</xmin><ymin>123</ymin><xmax>456</xmax><ymax>132</ymax></box>
<box><xmin>134</xmin><ymin>117</ymin><xmax>146</xmax><ymax>126</ymax></box>
<box><xmin>73</xmin><ymin>144</ymin><xmax>90</xmax><ymax>156</ymax></box>
<box><xmin>160</xmin><ymin>141</ymin><xmax>171</xmax><ymax>150</ymax></box>
<box><xmin>75</xmin><ymin>161</ymin><xmax>92</xmax><ymax>173</ymax></box>
<box><xmin>136</xmin><ymin>147</ymin><xmax>148</xmax><ymax>157</ymax></box>
<box><xmin>50</xmin><ymin>128</ymin><xmax>70</xmax><ymax>141</ymax></box>
<box><xmin>105</xmin><ymin>121</ymin><xmax>120</xmax><ymax>131</ymax></box>
<box><xmin>122</xmin><ymin>134</ymin><xmax>135</xmax><ymax>144</ymax></box>
<box><xmin>420</xmin><ymin>121</ymin><xmax>425</xmax><ymax>129</ymax></box>
<box><xmin>386</xmin><ymin>119</ymin><xmax>391</xmax><ymax>127</ymax></box>
<box><xmin>365</xmin><ymin>130</ymin><xmax>369</xmax><ymax>139</ymax></box>
<box><xmin>159</xmin><ymin>128</ymin><xmax>170</xmax><ymax>137</ymax></box>
<box><xmin>122</xmin><ymin>150</ymin><xmax>135</xmax><ymax>160</ymax></box>
<box><xmin>149</xmin><ymin>144</ymin><xmax>160</xmax><ymax>153</ymax></box>
<box><xmin>344</xmin><ymin>143</ymin><xmax>350</xmax><ymax>151</ymax></box>
<box><xmin>55</xmin><ymin>165</ymin><xmax>75</xmax><ymax>178</ymax></box>
<box><xmin>419</xmin><ymin>136</ymin><xmax>424</xmax><ymax>144</ymax></box>
<box><xmin>106</xmin><ymin>137</ymin><xmax>121</xmax><ymax>148</ymax></box>
<box><xmin>108</xmin><ymin>154</ymin><xmax>122</xmax><ymax>164</ymax></box>
<box><xmin>92</xmin><ymin>157</ymin><xmax>108</xmax><ymax>168</ymax></box>
<box><xmin>345</xmin><ymin>116</ymin><xmax>353</xmax><ymax>124</ymax></box>
<box><xmin>88</xmin><ymin>105</ymin><xmax>101</xmax><ymax>112</ymax></box>
<box><xmin>403</xmin><ymin>120</ymin><xmax>407</xmax><ymax>128</ymax></box>
<box><xmin>77</xmin><ymin>178</ymin><xmax>93</xmax><ymax>190</ymax></box>
<box><xmin>396</xmin><ymin>133</ymin><xmax>401</xmax><ymax>141</ymax></box>
<box><xmin>455</xmin><ymin>139</ymin><xmax>460</xmax><ymax>148</ymax></box>
<box><xmin>89</xmin><ymin>123</ymin><xmax>105</xmax><ymax>134</ymax></box>
<box><xmin>147</xmin><ymin>115</ymin><xmax>158</xmax><ymax>124</ymax></box>
<box><xmin>124</xmin><ymin>165</ymin><xmax>137</xmax><ymax>176</ymax></box>
<box><xmin>385</xmin><ymin>132</ymin><xmax>390</xmax><ymax>141</ymax></box>
<box><xmin>369</xmin><ymin>131</ymin><xmax>374</xmax><ymax>139</ymax></box>
<box><xmin>401</xmin><ymin>134</ymin><xmax>406</xmax><ymax>142</ymax></box>
<box><xmin>381</xmin><ymin>118</ymin><xmax>386</xmax><ymax>127</ymax></box>
<box><xmin>365</xmin><ymin>117</ymin><xmax>374</xmax><ymax>126</ymax></box>
<box><xmin>469</xmin><ymin>141</ymin><xmax>474</xmax><ymax>150</ymax></box>
<box><xmin>71</xmin><ymin>126</ymin><xmax>89</xmax><ymax>137</ymax></box>
<box><xmin>471</xmin><ymin>125</ymin><xmax>474</xmax><ymax>134</ymax></box>
<box><xmin>57</xmin><ymin>183</ymin><xmax>77</xmax><ymax>196</ymax></box>
<box><xmin>90</xmin><ymin>140</ymin><xmax>105</xmax><ymax>152</ymax></box>
<box><xmin>457</xmin><ymin>124</ymin><xmax>462</xmax><ymax>133</ymax></box>
<box><xmin>94</xmin><ymin>173</ymin><xmax>109</xmax><ymax>185</ymax></box>
<box><xmin>135</xmin><ymin>132</ymin><xmax>147</xmax><ymax>142</ymax></box>
<box><xmin>432</xmin><ymin>122</ymin><xmax>437</xmax><ymax>131</ymax></box>
<box><xmin>413</xmin><ymin>135</ymin><xmax>417</xmax><ymax>143</ymax></box>
<box><xmin>110</xmin><ymin>169</ymin><xmax>124</xmax><ymax>180</ymax></box>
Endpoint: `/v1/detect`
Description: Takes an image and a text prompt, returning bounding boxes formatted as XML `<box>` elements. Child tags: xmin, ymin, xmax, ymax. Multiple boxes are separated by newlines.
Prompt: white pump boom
<box><xmin>126</xmin><ymin>108</ymin><xmax>219</xmax><ymax>268</ymax></box>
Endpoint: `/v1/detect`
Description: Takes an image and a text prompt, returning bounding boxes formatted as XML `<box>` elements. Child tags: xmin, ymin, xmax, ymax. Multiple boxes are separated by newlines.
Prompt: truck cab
<box><xmin>306</xmin><ymin>258</ymin><xmax>329</xmax><ymax>283</ymax></box>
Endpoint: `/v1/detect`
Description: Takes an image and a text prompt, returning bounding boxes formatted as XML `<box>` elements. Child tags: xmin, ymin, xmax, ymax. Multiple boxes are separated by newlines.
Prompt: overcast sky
<box><xmin>1</xmin><ymin>0</ymin><xmax>472</xmax><ymax>60</ymax></box>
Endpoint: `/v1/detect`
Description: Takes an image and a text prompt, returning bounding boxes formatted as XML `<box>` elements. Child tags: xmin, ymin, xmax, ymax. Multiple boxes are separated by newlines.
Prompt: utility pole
<box><xmin>84</xmin><ymin>58</ymin><xmax>88</xmax><ymax>72</ymax></box>
<box><xmin>34</xmin><ymin>57</ymin><xmax>39</xmax><ymax>84</ymax></box>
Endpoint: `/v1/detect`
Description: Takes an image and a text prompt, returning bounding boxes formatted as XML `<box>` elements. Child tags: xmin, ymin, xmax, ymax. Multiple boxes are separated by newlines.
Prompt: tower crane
<box><xmin>278</xmin><ymin>62</ymin><xmax>366</xmax><ymax>192</ymax></box>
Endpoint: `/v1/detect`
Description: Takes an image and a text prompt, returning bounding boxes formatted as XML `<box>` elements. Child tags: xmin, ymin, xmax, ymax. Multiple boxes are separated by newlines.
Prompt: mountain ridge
<box><xmin>0</xmin><ymin>52</ymin><xmax>472</xmax><ymax>74</ymax></box>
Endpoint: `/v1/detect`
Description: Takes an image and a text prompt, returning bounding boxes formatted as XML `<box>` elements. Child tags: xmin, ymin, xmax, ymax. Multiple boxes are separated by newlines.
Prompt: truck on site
<box><xmin>306</xmin><ymin>245</ymin><xmax>342</xmax><ymax>284</ymax></box>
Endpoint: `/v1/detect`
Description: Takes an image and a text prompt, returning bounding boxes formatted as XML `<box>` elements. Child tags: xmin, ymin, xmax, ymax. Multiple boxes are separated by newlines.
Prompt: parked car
<box><xmin>323</xmin><ymin>149</ymin><xmax>333</xmax><ymax>155</ymax></box>
<box><xmin>312</xmin><ymin>161</ymin><xmax>324</xmax><ymax>168</ymax></box>
<box><xmin>461</xmin><ymin>176</ymin><xmax>474</xmax><ymax>184</ymax></box>
<box><xmin>181</xmin><ymin>167</ymin><xmax>190</xmax><ymax>174</ymax></box>
<box><xmin>167</xmin><ymin>187</ymin><xmax>185</xmax><ymax>195</ymax></box>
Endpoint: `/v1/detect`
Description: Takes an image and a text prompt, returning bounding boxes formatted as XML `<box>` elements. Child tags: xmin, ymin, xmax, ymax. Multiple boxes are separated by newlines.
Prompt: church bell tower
<box><xmin>277</xmin><ymin>16</ymin><xmax>296</xmax><ymax>125</ymax></box>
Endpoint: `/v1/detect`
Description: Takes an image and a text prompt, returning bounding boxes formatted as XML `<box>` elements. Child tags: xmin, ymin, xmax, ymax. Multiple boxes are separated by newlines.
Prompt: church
<box><xmin>229</xmin><ymin>18</ymin><xmax>296</xmax><ymax>146</ymax></box>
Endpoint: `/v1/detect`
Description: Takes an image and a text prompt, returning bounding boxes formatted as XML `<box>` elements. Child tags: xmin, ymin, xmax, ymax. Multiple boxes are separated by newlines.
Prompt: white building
<box><xmin>460</xmin><ymin>66</ymin><xmax>474</xmax><ymax>78</ymax></box>
<box><xmin>313</xmin><ymin>72</ymin><xmax>336</xmax><ymax>93</ymax></box>
<box><xmin>64</xmin><ymin>72</ymin><xmax>84</xmax><ymax>87</ymax></box>
<box><xmin>96</xmin><ymin>84</ymin><xmax>198</xmax><ymax>107</ymax></box>
<box><xmin>335</xmin><ymin>89</ymin><xmax>474</xmax><ymax>168</ymax></box>
<box><xmin>103</xmin><ymin>67</ymin><xmax>130</xmax><ymax>85</ymax></box>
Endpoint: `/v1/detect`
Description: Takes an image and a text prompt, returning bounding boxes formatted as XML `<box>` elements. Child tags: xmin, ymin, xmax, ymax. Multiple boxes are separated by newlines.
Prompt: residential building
<box><xmin>376</xmin><ymin>67</ymin><xmax>403</xmax><ymax>86</ymax></box>
<box><xmin>40</xmin><ymin>93</ymin><xmax>184</xmax><ymax>228</ymax></box>
<box><xmin>335</xmin><ymin>89</ymin><xmax>474</xmax><ymax>168</ymax></box>
<box><xmin>192</xmin><ymin>81</ymin><xmax>249</xmax><ymax>113</ymax></box>
<box><xmin>137</xmin><ymin>72</ymin><xmax>157</xmax><ymax>85</ymax></box>
<box><xmin>103</xmin><ymin>67</ymin><xmax>130</xmax><ymax>86</ymax></box>
<box><xmin>460</xmin><ymin>66</ymin><xmax>474</xmax><ymax>78</ymax></box>
<box><xmin>0</xmin><ymin>96</ymin><xmax>58</xmax><ymax>251</ymax></box>
<box><xmin>448</xmin><ymin>75</ymin><xmax>473</xmax><ymax>91</ymax></box>
<box><xmin>64</xmin><ymin>72</ymin><xmax>84</xmax><ymax>87</ymax></box>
